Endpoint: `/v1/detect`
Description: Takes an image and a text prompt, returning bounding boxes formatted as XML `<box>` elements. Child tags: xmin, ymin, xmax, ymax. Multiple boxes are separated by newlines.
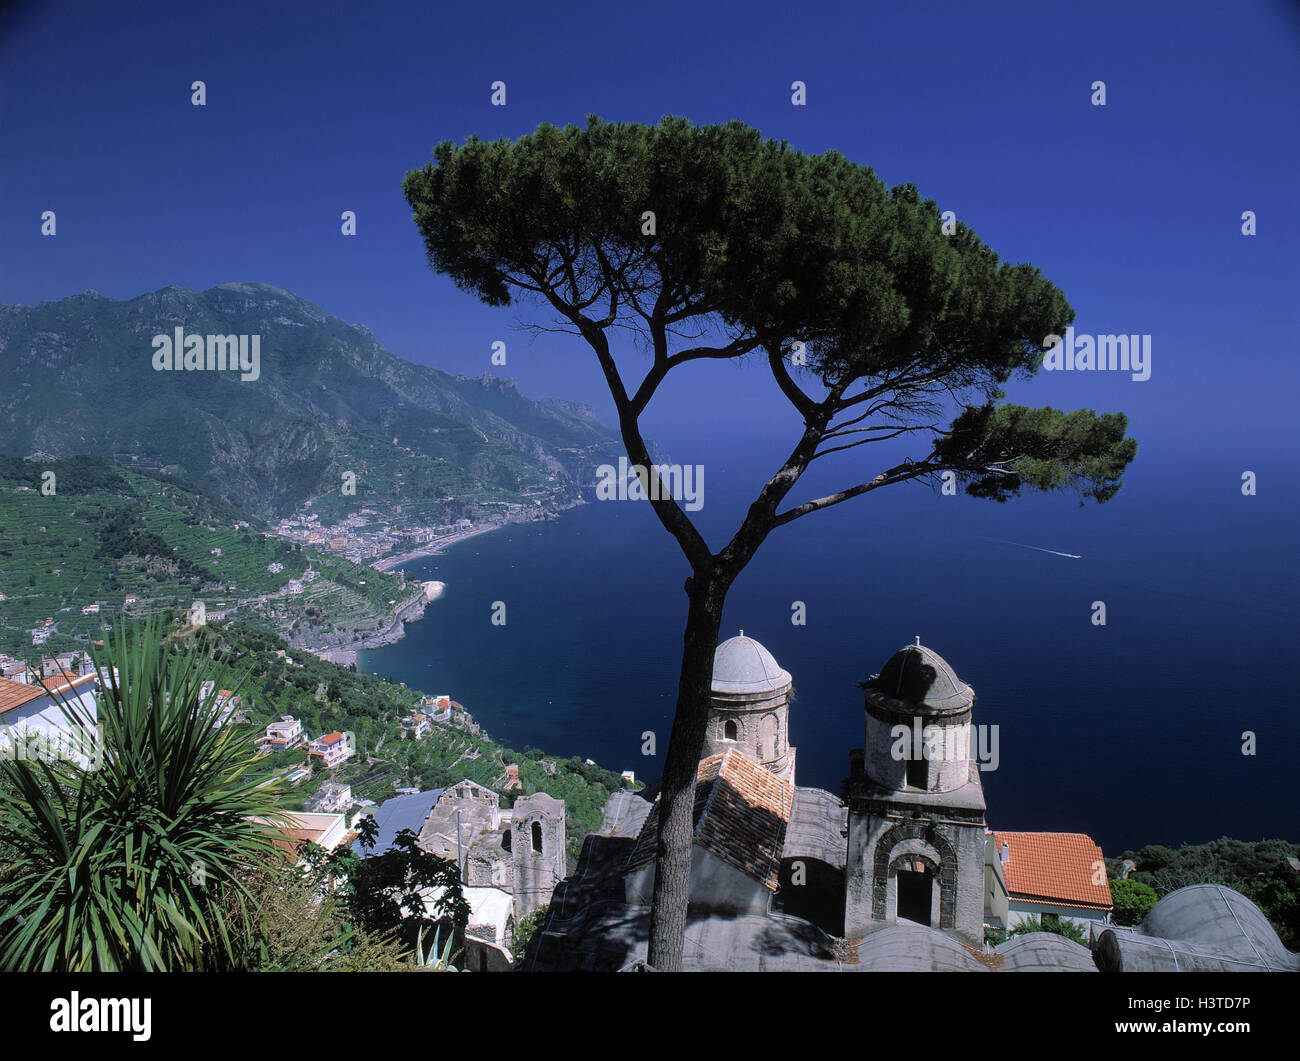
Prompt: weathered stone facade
<box><xmin>415</xmin><ymin>780</ymin><xmax>566</xmax><ymax>924</ymax></box>
<box><xmin>844</xmin><ymin>642</ymin><xmax>987</xmax><ymax>943</ymax></box>
<box><xmin>511</xmin><ymin>791</ymin><xmax>566</xmax><ymax>918</ymax></box>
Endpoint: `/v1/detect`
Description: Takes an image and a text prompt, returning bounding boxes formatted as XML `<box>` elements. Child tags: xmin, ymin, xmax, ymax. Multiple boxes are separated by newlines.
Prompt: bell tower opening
<box><xmin>896</xmin><ymin>861</ymin><xmax>933</xmax><ymax>926</ymax></box>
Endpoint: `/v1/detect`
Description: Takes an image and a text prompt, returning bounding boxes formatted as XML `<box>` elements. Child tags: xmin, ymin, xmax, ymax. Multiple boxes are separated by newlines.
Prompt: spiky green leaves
<box><xmin>0</xmin><ymin>621</ymin><xmax>287</xmax><ymax>971</ymax></box>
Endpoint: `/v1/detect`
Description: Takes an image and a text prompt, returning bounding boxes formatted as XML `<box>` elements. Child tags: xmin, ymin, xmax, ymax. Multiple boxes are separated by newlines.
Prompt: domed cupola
<box><xmin>703</xmin><ymin>632</ymin><xmax>796</xmax><ymax>785</ymax></box>
<box><xmin>859</xmin><ymin>637</ymin><xmax>975</xmax><ymax>795</ymax></box>
<box><xmin>863</xmin><ymin>640</ymin><xmax>973</xmax><ymax>717</ymax></box>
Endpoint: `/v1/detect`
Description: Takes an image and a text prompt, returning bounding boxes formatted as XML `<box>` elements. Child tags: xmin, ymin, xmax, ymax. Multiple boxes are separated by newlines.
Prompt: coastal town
<box><xmin>1</xmin><ymin>484</ymin><xmax>512</xmax><ymax>663</ymax></box>
<box><xmin>270</xmin><ymin>507</ymin><xmax>484</xmax><ymax>570</ymax></box>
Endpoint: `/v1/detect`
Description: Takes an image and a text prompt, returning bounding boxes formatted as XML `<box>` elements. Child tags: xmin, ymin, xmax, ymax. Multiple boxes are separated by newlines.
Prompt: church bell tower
<box><xmin>844</xmin><ymin>639</ymin><xmax>987</xmax><ymax>943</ymax></box>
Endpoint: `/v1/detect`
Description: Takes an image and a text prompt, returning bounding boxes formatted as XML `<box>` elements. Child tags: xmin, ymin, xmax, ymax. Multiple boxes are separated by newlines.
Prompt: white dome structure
<box><xmin>703</xmin><ymin>634</ymin><xmax>796</xmax><ymax>785</ymax></box>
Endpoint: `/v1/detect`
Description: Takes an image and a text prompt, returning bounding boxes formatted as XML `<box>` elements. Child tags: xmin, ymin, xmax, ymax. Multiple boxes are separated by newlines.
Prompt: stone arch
<box><xmin>759</xmin><ymin>713</ymin><xmax>779</xmax><ymax>759</ymax></box>
<box><xmin>871</xmin><ymin>820</ymin><xmax>958</xmax><ymax>928</ymax></box>
<box><xmin>723</xmin><ymin>718</ymin><xmax>739</xmax><ymax>742</ymax></box>
<box><xmin>887</xmin><ymin>850</ymin><xmax>941</xmax><ymax>927</ymax></box>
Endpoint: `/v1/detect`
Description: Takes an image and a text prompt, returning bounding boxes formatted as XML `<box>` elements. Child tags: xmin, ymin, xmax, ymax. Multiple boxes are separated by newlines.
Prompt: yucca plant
<box><xmin>0</xmin><ymin>619</ymin><xmax>288</xmax><ymax>971</ymax></box>
<box><xmin>414</xmin><ymin>923</ymin><xmax>461</xmax><ymax>971</ymax></box>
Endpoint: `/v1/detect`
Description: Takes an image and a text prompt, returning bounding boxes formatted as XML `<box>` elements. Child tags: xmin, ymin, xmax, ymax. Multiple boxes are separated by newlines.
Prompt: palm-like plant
<box><xmin>414</xmin><ymin>924</ymin><xmax>461</xmax><ymax>971</ymax></box>
<box><xmin>0</xmin><ymin>620</ymin><xmax>287</xmax><ymax>970</ymax></box>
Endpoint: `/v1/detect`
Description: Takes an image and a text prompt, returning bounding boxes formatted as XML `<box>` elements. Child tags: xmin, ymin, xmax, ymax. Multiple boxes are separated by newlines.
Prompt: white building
<box><xmin>308</xmin><ymin>731</ymin><xmax>355</xmax><ymax>768</ymax></box>
<box><xmin>985</xmin><ymin>831</ymin><xmax>1113</xmax><ymax>932</ymax></box>
<box><xmin>250</xmin><ymin>811</ymin><xmax>350</xmax><ymax>867</ymax></box>
<box><xmin>309</xmin><ymin>781</ymin><xmax>354</xmax><ymax>813</ymax></box>
<box><xmin>198</xmin><ymin>681</ymin><xmax>242</xmax><ymax>728</ymax></box>
<box><xmin>261</xmin><ymin>715</ymin><xmax>305</xmax><ymax>752</ymax></box>
<box><xmin>0</xmin><ymin>673</ymin><xmax>101</xmax><ymax>768</ymax></box>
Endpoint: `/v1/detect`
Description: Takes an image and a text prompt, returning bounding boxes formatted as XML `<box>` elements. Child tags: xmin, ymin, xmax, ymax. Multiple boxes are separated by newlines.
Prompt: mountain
<box><xmin>0</xmin><ymin>283</ymin><xmax>624</xmax><ymax>522</ymax></box>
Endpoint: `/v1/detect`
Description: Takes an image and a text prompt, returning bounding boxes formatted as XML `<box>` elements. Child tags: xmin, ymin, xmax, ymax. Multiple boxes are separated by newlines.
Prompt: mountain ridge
<box><xmin>0</xmin><ymin>282</ymin><xmax>628</xmax><ymax>523</ymax></box>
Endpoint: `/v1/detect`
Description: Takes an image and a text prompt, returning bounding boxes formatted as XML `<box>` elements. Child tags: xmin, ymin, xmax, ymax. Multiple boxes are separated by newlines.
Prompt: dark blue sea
<box><xmin>361</xmin><ymin>430</ymin><xmax>1299</xmax><ymax>855</ymax></box>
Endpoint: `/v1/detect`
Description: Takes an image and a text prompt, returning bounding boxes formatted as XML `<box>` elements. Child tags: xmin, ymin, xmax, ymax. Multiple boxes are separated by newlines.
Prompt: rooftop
<box><xmin>626</xmin><ymin>748</ymin><xmax>793</xmax><ymax>890</ymax></box>
<box><xmin>994</xmin><ymin>831</ymin><xmax>1113</xmax><ymax>910</ymax></box>
<box><xmin>355</xmin><ymin>788</ymin><xmax>444</xmax><ymax>858</ymax></box>
<box><xmin>1094</xmin><ymin>885</ymin><xmax>1299</xmax><ymax>972</ymax></box>
<box><xmin>865</xmin><ymin>641</ymin><xmax>973</xmax><ymax>713</ymax></box>
<box><xmin>711</xmin><ymin>634</ymin><xmax>792</xmax><ymax>698</ymax></box>
<box><xmin>0</xmin><ymin>673</ymin><xmax>96</xmax><ymax>716</ymax></box>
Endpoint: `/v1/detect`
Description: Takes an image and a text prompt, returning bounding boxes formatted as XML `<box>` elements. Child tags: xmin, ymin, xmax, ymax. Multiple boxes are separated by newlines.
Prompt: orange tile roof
<box><xmin>0</xmin><ymin>673</ymin><xmax>95</xmax><ymax>716</ymax></box>
<box><xmin>266</xmin><ymin>825</ymin><xmax>330</xmax><ymax>861</ymax></box>
<box><xmin>994</xmin><ymin>831</ymin><xmax>1113</xmax><ymax>910</ymax></box>
<box><xmin>0</xmin><ymin>677</ymin><xmax>46</xmax><ymax>715</ymax></box>
<box><xmin>627</xmin><ymin>749</ymin><xmax>793</xmax><ymax>890</ymax></box>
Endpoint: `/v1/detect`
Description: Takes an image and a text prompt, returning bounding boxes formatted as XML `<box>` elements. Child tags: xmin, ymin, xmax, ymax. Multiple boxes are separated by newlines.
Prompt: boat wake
<box><xmin>980</xmin><ymin>536</ymin><xmax>1081</xmax><ymax>559</ymax></box>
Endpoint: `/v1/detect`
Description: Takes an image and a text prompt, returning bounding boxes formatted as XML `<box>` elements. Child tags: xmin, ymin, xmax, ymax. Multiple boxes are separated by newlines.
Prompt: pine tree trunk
<box><xmin>646</xmin><ymin>575</ymin><xmax>726</xmax><ymax>971</ymax></box>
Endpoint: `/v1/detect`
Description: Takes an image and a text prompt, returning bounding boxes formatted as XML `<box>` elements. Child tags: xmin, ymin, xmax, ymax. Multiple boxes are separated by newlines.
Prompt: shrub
<box><xmin>1109</xmin><ymin>877</ymin><xmax>1159</xmax><ymax>926</ymax></box>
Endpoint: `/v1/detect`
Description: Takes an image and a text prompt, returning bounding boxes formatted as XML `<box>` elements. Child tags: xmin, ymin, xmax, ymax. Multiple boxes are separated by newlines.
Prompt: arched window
<box><xmin>502</xmin><ymin>828</ymin><xmax>512</xmax><ymax>852</ymax></box>
<box><xmin>531</xmin><ymin>820</ymin><xmax>543</xmax><ymax>853</ymax></box>
<box><xmin>723</xmin><ymin>719</ymin><xmax>739</xmax><ymax>741</ymax></box>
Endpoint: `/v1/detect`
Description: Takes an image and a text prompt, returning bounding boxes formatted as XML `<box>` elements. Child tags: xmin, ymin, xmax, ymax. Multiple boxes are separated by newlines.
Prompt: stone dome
<box><xmin>711</xmin><ymin>635</ymin><xmax>792</xmax><ymax>698</ymax></box>
<box><xmin>865</xmin><ymin>642</ymin><xmax>972</xmax><ymax>713</ymax></box>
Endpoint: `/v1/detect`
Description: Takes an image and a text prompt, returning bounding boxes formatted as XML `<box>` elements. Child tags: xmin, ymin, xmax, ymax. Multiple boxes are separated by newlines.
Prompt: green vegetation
<box><xmin>0</xmin><ymin>454</ymin><xmax>407</xmax><ymax>656</ymax></box>
<box><xmin>226</xmin><ymin>858</ymin><xmax>414</xmax><ymax>972</ymax></box>
<box><xmin>1108</xmin><ymin>877</ymin><xmax>1159</xmax><ymax>926</ymax></box>
<box><xmin>0</xmin><ymin>284</ymin><xmax>623</xmax><ymax>523</ymax></box>
<box><xmin>0</xmin><ymin>620</ymin><xmax>286</xmax><ymax>971</ymax></box>
<box><xmin>1009</xmin><ymin>914</ymin><xmax>1089</xmax><ymax>946</ymax></box>
<box><xmin>510</xmin><ymin>903</ymin><xmax>549</xmax><ymax>961</ymax></box>
<box><xmin>1110</xmin><ymin>838</ymin><xmax>1300</xmax><ymax>948</ymax></box>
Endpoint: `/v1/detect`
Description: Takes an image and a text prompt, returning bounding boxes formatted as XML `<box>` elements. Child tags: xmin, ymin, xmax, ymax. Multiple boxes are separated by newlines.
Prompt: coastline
<box><xmin>370</xmin><ymin>521</ymin><xmax>509</xmax><ymax>572</ymax></box>
<box><xmin>306</xmin><ymin>518</ymin><xmax>520</xmax><ymax>669</ymax></box>
<box><xmin>301</xmin><ymin>499</ymin><xmax>585</xmax><ymax>671</ymax></box>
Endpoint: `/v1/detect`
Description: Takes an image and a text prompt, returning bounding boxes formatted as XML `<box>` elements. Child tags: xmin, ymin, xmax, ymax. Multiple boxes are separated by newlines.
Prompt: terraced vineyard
<box><xmin>0</xmin><ymin>454</ymin><xmax>406</xmax><ymax>657</ymax></box>
<box><xmin>183</xmin><ymin>621</ymin><xmax>636</xmax><ymax>857</ymax></box>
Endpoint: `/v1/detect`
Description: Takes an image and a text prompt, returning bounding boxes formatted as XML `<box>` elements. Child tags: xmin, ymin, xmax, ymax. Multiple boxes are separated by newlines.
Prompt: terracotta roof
<box><xmin>627</xmin><ymin>748</ymin><xmax>793</xmax><ymax>890</ymax></box>
<box><xmin>0</xmin><ymin>673</ymin><xmax>95</xmax><ymax>716</ymax></box>
<box><xmin>994</xmin><ymin>831</ymin><xmax>1113</xmax><ymax>910</ymax></box>
<box><xmin>317</xmin><ymin>731</ymin><xmax>344</xmax><ymax>744</ymax></box>
<box><xmin>0</xmin><ymin>677</ymin><xmax>46</xmax><ymax>716</ymax></box>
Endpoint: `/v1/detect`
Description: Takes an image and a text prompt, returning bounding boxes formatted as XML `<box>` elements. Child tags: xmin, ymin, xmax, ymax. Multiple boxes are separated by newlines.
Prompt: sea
<box><xmin>361</xmin><ymin>430</ymin><xmax>1299</xmax><ymax>855</ymax></box>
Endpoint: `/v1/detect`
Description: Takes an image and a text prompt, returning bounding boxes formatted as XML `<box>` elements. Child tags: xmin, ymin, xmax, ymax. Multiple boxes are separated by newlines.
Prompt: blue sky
<box><xmin>3</xmin><ymin>0</ymin><xmax>1298</xmax><ymax>464</ymax></box>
